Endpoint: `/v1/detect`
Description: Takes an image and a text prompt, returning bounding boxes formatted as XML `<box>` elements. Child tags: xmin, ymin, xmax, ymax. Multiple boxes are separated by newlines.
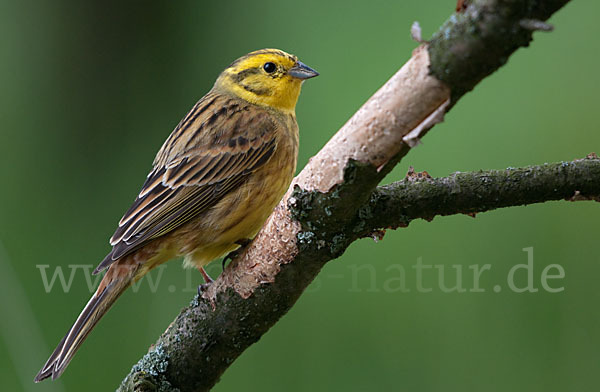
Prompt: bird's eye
<box><xmin>263</xmin><ymin>62</ymin><xmax>277</xmax><ymax>74</ymax></box>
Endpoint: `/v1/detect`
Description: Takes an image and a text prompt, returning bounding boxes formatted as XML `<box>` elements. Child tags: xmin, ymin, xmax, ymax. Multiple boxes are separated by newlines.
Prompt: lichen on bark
<box><xmin>428</xmin><ymin>0</ymin><xmax>571</xmax><ymax>101</ymax></box>
<box><xmin>117</xmin><ymin>1</ymin><xmax>577</xmax><ymax>391</ymax></box>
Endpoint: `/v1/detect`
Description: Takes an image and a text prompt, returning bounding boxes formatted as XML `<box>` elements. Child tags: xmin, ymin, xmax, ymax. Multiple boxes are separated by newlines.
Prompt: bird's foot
<box><xmin>197</xmin><ymin>267</ymin><xmax>214</xmax><ymax>295</ymax></box>
<box><xmin>221</xmin><ymin>238</ymin><xmax>252</xmax><ymax>271</ymax></box>
<box><xmin>197</xmin><ymin>284</ymin><xmax>209</xmax><ymax>295</ymax></box>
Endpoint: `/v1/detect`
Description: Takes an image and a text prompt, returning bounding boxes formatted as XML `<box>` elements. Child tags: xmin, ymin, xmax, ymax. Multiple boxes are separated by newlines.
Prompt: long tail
<box><xmin>34</xmin><ymin>262</ymin><xmax>139</xmax><ymax>382</ymax></box>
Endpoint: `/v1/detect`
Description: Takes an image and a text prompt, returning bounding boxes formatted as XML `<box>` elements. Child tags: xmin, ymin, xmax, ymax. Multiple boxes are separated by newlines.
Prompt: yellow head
<box><xmin>214</xmin><ymin>49</ymin><xmax>319</xmax><ymax>113</ymax></box>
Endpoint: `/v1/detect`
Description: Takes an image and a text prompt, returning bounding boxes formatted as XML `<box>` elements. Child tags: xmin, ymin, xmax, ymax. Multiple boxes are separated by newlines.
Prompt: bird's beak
<box><xmin>288</xmin><ymin>61</ymin><xmax>319</xmax><ymax>80</ymax></box>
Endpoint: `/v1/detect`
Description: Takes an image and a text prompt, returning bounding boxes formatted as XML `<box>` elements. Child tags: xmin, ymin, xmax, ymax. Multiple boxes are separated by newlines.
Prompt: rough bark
<box><xmin>354</xmin><ymin>157</ymin><xmax>600</xmax><ymax>238</ymax></box>
<box><xmin>118</xmin><ymin>1</ymin><xmax>573</xmax><ymax>391</ymax></box>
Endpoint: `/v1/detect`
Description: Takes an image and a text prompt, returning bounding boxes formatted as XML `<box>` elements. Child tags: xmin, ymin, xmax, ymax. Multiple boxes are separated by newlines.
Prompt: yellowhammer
<box><xmin>35</xmin><ymin>48</ymin><xmax>318</xmax><ymax>382</ymax></box>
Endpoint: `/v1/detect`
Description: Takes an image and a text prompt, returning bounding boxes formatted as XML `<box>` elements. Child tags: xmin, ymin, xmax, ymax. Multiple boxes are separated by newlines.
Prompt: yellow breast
<box><xmin>181</xmin><ymin>112</ymin><xmax>299</xmax><ymax>268</ymax></box>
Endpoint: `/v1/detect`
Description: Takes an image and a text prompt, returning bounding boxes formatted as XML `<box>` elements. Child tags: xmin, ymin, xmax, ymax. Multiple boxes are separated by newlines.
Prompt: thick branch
<box><xmin>118</xmin><ymin>1</ymin><xmax>573</xmax><ymax>391</ymax></box>
<box><xmin>428</xmin><ymin>0</ymin><xmax>571</xmax><ymax>102</ymax></box>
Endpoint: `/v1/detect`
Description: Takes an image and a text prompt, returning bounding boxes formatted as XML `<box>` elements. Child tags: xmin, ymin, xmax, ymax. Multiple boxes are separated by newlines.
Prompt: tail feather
<box><xmin>35</xmin><ymin>265</ymin><xmax>136</xmax><ymax>382</ymax></box>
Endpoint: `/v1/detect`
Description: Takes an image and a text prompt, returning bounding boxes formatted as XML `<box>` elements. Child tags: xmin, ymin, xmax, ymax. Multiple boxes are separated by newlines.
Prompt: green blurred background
<box><xmin>1</xmin><ymin>1</ymin><xmax>599</xmax><ymax>391</ymax></box>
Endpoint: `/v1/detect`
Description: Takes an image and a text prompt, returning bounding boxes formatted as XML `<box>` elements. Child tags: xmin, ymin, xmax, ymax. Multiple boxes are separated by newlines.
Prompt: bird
<box><xmin>34</xmin><ymin>48</ymin><xmax>318</xmax><ymax>382</ymax></box>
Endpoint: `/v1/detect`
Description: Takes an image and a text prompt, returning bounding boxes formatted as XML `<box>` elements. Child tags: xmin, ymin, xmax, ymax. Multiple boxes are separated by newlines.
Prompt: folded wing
<box><xmin>94</xmin><ymin>95</ymin><xmax>277</xmax><ymax>274</ymax></box>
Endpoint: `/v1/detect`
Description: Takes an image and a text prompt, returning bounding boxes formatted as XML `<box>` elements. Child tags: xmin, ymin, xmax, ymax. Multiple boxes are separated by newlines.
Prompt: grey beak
<box><xmin>288</xmin><ymin>61</ymin><xmax>319</xmax><ymax>80</ymax></box>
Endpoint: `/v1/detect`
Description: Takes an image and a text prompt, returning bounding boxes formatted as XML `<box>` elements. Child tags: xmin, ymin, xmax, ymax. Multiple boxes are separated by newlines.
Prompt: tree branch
<box><xmin>355</xmin><ymin>156</ymin><xmax>600</xmax><ymax>238</ymax></box>
<box><xmin>118</xmin><ymin>0</ymin><xmax>573</xmax><ymax>391</ymax></box>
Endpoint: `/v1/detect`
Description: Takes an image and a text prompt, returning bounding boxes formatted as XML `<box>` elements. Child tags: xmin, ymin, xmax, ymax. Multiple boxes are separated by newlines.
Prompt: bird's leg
<box><xmin>199</xmin><ymin>267</ymin><xmax>214</xmax><ymax>283</ymax></box>
<box><xmin>221</xmin><ymin>238</ymin><xmax>253</xmax><ymax>271</ymax></box>
<box><xmin>197</xmin><ymin>267</ymin><xmax>214</xmax><ymax>294</ymax></box>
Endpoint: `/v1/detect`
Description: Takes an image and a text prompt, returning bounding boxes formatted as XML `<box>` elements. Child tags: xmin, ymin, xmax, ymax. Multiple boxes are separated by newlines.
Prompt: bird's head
<box><xmin>215</xmin><ymin>48</ymin><xmax>319</xmax><ymax>113</ymax></box>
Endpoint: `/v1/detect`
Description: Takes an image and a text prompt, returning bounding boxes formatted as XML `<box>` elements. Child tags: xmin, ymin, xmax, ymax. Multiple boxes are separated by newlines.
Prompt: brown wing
<box><xmin>94</xmin><ymin>93</ymin><xmax>278</xmax><ymax>274</ymax></box>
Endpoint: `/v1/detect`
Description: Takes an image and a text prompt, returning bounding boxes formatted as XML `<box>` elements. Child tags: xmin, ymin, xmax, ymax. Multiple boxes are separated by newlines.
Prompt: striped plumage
<box><xmin>35</xmin><ymin>49</ymin><xmax>318</xmax><ymax>382</ymax></box>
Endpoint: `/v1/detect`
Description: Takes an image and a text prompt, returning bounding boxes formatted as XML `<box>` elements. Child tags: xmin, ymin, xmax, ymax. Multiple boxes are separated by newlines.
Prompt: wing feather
<box><xmin>94</xmin><ymin>94</ymin><xmax>279</xmax><ymax>274</ymax></box>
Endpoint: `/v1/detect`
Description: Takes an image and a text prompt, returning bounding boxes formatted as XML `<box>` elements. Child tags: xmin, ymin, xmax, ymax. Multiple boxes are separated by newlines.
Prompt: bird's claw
<box><xmin>221</xmin><ymin>238</ymin><xmax>252</xmax><ymax>271</ymax></box>
<box><xmin>197</xmin><ymin>283</ymin><xmax>211</xmax><ymax>295</ymax></box>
